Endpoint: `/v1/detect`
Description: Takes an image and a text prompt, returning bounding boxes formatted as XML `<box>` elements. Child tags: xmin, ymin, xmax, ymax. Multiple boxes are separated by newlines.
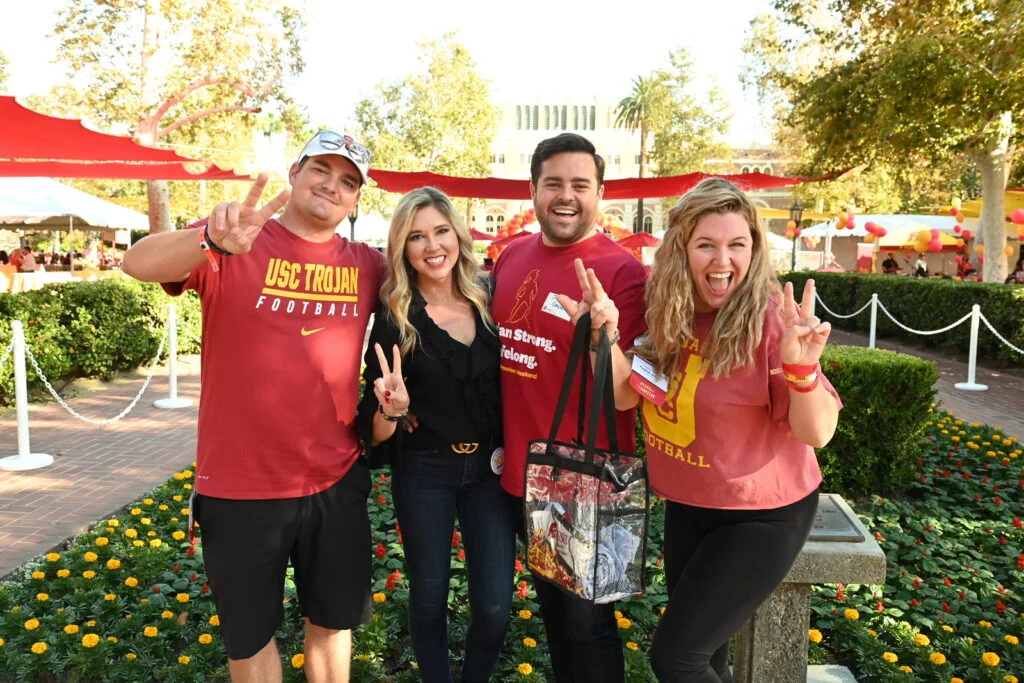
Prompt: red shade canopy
<box><xmin>0</xmin><ymin>160</ymin><xmax>250</xmax><ymax>181</ymax></box>
<box><xmin>0</xmin><ymin>96</ymin><xmax>199</xmax><ymax>163</ymax></box>
<box><xmin>469</xmin><ymin>228</ymin><xmax>494</xmax><ymax>241</ymax></box>
<box><xmin>490</xmin><ymin>230</ymin><xmax>535</xmax><ymax>247</ymax></box>
<box><xmin>617</xmin><ymin>232</ymin><xmax>662</xmax><ymax>249</ymax></box>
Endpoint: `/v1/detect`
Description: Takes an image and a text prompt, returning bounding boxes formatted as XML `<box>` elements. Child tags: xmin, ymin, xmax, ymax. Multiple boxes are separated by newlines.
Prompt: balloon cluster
<box><xmin>948</xmin><ymin>197</ymin><xmax>966</xmax><ymax>223</ymax></box>
<box><xmin>910</xmin><ymin>228</ymin><xmax>946</xmax><ymax>253</ymax></box>
<box><xmin>862</xmin><ymin>220</ymin><xmax>887</xmax><ymax>244</ymax></box>
<box><xmin>486</xmin><ymin>208</ymin><xmax>536</xmax><ymax>261</ymax></box>
<box><xmin>835</xmin><ymin>211</ymin><xmax>857</xmax><ymax>230</ymax></box>
<box><xmin>1013</xmin><ymin>208</ymin><xmax>1024</xmax><ymax>242</ymax></box>
<box><xmin>802</xmin><ymin>235</ymin><xmax>821</xmax><ymax>249</ymax></box>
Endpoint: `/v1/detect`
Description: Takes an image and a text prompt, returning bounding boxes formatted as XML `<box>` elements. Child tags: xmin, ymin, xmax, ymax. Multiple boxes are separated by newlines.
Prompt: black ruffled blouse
<box><xmin>357</xmin><ymin>289</ymin><xmax>502</xmax><ymax>462</ymax></box>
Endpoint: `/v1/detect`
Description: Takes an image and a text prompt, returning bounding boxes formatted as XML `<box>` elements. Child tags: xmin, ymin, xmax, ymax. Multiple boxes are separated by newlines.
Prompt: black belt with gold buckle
<box><xmin>450</xmin><ymin>442</ymin><xmax>480</xmax><ymax>454</ymax></box>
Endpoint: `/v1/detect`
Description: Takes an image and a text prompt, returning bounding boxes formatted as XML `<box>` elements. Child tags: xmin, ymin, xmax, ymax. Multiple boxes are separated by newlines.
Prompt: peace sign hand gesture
<box><xmin>781</xmin><ymin>279</ymin><xmax>831</xmax><ymax>366</ymax></box>
<box><xmin>373</xmin><ymin>343</ymin><xmax>410</xmax><ymax>418</ymax></box>
<box><xmin>206</xmin><ymin>173</ymin><xmax>290</xmax><ymax>255</ymax></box>
<box><xmin>556</xmin><ymin>258</ymin><xmax>619</xmax><ymax>342</ymax></box>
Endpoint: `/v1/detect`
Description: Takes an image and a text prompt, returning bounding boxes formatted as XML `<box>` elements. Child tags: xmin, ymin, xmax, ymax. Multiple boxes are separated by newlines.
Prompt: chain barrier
<box><xmin>873</xmin><ymin>300</ymin><xmax>972</xmax><ymax>336</ymax></box>
<box><xmin>979</xmin><ymin>312</ymin><xmax>1024</xmax><ymax>357</ymax></box>
<box><xmin>22</xmin><ymin>327</ymin><xmax>169</xmax><ymax>427</ymax></box>
<box><xmin>814</xmin><ymin>293</ymin><xmax>873</xmax><ymax>320</ymax></box>
<box><xmin>0</xmin><ymin>340</ymin><xmax>12</xmax><ymax>374</ymax></box>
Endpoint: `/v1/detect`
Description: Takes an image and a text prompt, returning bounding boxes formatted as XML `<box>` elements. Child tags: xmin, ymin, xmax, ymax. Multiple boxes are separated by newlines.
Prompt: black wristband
<box><xmin>588</xmin><ymin>328</ymin><xmax>620</xmax><ymax>352</ymax></box>
<box><xmin>201</xmin><ymin>225</ymin><xmax>234</xmax><ymax>256</ymax></box>
<box><xmin>378</xmin><ymin>403</ymin><xmax>408</xmax><ymax>422</ymax></box>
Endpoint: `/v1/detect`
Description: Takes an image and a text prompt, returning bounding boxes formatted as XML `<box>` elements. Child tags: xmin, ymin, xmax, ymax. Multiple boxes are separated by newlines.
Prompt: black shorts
<box><xmin>194</xmin><ymin>462</ymin><xmax>373</xmax><ymax>660</ymax></box>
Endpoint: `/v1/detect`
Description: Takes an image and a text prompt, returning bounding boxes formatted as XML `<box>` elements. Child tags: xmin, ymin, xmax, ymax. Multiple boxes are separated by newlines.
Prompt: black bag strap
<box><xmin>546</xmin><ymin>314</ymin><xmax>592</xmax><ymax>444</ymax></box>
<box><xmin>584</xmin><ymin>327</ymin><xmax>620</xmax><ymax>457</ymax></box>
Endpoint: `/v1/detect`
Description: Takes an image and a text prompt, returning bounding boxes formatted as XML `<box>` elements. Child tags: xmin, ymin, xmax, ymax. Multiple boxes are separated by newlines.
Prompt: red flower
<box><xmin>943</xmin><ymin>577</ymin><xmax>953</xmax><ymax>586</ymax></box>
<box><xmin>456</xmin><ymin>548</ymin><xmax>466</xmax><ymax>561</ymax></box>
<box><xmin>152</xmin><ymin>586</ymin><xmax>160</xmax><ymax>594</ymax></box>
<box><xmin>1018</xmin><ymin>554</ymin><xmax>1024</xmax><ymax>570</ymax></box>
<box><xmin>1001</xmin><ymin>536</ymin><xmax>1008</xmax><ymax>545</ymax></box>
<box><xmin>379</xmin><ymin>473</ymin><xmax>388</xmax><ymax>482</ymax></box>
<box><xmin>913</xmin><ymin>578</ymin><xmax>922</xmax><ymax>588</ymax></box>
<box><xmin>996</xmin><ymin>600</ymin><xmax>1007</xmax><ymax>614</ymax></box>
<box><xmin>190</xmin><ymin>573</ymin><xmax>199</xmax><ymax>582</ymax></box>
<box><xmin>924</xmin><ymin>524</ymin><xmax>933</xmax><ymax>532</ymax></box>
<box><xmin>998</xmin><ymin>585</ymin><xmax>1006</xmax><ymax>594</ymax></box>
<box><xmin>376</xmin><ymin>495</ymin><xmax>387</xmax><ymax>505</ymax></box>
<box><xmin>915</xmin><ymin>538</ymin><xmax>923</xmax><ymax>545</ymax></box>
<box><xmin>875</xmin><ymin>601</ymin><xmax>883</xmax><ymax>611</ymax></box>
<box><xmin>982</xmin><ymin>476</ymin><xmax>991</xmax><ymax>483</ymax></box>
<box><xmin>994</xmin><ymin>496</ymin><xmax>1003</xmax><ymax>506</ymax></box>
<box><xmin>911</xmin><ymin>598</ymin><xmax>919</xmax><ymax>606</ymax></box>
<box><xmin>452</xmin><ymin>530</ymin><xmax>461</xmax><ymax>548</ymax></box>
<box><xmin>1014</xmin><ymin>517</ymin><xmax>1023</xmax><ymax>528</ymax></box>
<box><xmin>515</xmin><ymin>560</ymin><xmax>524</xmax><ymax>573</ymax></box>
<box><xmin>386</xmin><ymin>569</ymin><xmax>402</xmax><ymax>591</ymax></box>
<box><xmin>200</xmin><ymin>582</ymin><xmax>210</xmax><ymax>594</ymax></box>
<box><xmin>375</xmin><ymin>542</ymin><xmax>386</xmax><ymax>559</ymax></box>
<box><xmin>516</xmin><ymin>581</ymin><xmax>529</xmax><ymax>599</ymax></box>
<box><xmin>373</xmin><ymin>483</ymin><xmax>381</xmax><ymax>491</ymax></box>
<box><xmin>942</xmin><ymin>601</ymin><xmax>951</xmax><ymax>612</ymax></box>
<box><xmin>875</xmin><ymin>532</ymin><xmax>885</xmax><ymax>542</ymax></box>
<box><xmin>958</xmin><ymin>590</ymin><xmax>967</xmax><ymax>600</ymax></box>
<box><xmin>172</xmin><ymin>565</ymin><xmax>180</xmax><ymax>573</ymax></box>
<box><xmin>186</xmin><ymin>545</ymin><xmax>197</xmax><ymax>558</ymax></box>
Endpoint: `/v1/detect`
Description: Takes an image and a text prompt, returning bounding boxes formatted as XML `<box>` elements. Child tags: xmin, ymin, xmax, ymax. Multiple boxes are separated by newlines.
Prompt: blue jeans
<box><xmin>392</xmin><ymin>446</ymin><xmax>516</xmax><ymax>683</ymax></box>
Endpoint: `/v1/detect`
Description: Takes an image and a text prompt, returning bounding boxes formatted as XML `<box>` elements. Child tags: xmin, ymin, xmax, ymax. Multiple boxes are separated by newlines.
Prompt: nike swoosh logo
<box><xmin>300</xmin><ymin>327</ymin><xmax>326</xmax><ymax>336</ymax></box>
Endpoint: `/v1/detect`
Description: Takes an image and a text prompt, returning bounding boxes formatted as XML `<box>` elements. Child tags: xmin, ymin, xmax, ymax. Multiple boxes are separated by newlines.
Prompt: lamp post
<box><xmin>789</xmin><ymin>202</ymin><xmax>804</xmax><ymax>271</ymax></box>
<box><xmin>348</xmin><ymin>204</ymin><xmax>359</xmax><ymax>242</ymax></box>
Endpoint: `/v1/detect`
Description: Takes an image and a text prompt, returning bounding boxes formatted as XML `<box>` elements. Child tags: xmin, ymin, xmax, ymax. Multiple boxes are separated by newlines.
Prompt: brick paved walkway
<box><xmin>1</xmin><ymin>333</ymin><xmax>1022</xmax><ymax>580</ymax></box>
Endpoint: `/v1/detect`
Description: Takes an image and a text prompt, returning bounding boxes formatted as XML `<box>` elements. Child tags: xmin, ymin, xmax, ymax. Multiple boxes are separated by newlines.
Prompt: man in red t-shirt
<box><xmin>491</xmin><ymin>133</ymin><xmax>647</xmax><ymax>683</ymax></box>
<box><xmin>122</xmin><ymin>131</ymin><xmax>384</xmax><ymax>682</ymax></box>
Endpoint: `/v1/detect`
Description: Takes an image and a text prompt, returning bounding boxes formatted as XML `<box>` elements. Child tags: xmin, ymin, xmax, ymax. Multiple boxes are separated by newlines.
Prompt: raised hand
<box><xmin>556</xmin><ymin>258</ymin><xmax>619</xmax><ymax>341</ymax></box>
<box><xmin>780</xmin><ymin>279</ymin><xmax>831</xmax><ymax>366</ymax></box>
<box><xmin>206</xmin><ymin>173</ymin><xmax>290</xmax><ymax>254</ymax></box>
<box><xmin>373</xmin><ymin>343</ymin><xmax>410</xmax><ymax>418</ymax></box>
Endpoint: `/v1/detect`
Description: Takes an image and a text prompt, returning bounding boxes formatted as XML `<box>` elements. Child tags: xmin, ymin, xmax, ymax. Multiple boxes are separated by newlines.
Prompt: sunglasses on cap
<box><xmin>315</xmin><ymin>130</ymin><xmax>372</xmax><ymax>166</ymax></box>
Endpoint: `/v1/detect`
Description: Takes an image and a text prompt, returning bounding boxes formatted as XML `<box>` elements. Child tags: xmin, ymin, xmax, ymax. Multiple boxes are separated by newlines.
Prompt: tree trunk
<box><xmin>971</xmin><ymin>112</ymin><xmax>1013</xmax><ymax>283</ymax></box>
<box><xmin>146</xmin><ymin>180</ymin><xmax>174</xmax><ymax>233</ymax></box>
<box><xmin>636</xmin><ymin>124</ymin><xmax>647</xmax><ymax>234</ymax></box>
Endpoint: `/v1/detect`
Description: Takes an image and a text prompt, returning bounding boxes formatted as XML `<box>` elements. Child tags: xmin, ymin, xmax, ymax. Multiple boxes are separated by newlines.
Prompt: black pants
<box><xmin>509</xmin><ymin>495</ymin><xmax>625</xmax><ymax>683</ymax></box>
<box><xmin>649</xmin><ymin>489</ymin><xmax>819</xmax><ymax>683</ymax></box>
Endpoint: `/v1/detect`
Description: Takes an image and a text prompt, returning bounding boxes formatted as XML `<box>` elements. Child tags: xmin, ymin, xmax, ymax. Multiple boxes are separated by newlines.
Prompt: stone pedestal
<box><xmin>732</xmin><ymin>494</ymin><xmax>886</xmax><ymax>683</ymax></box>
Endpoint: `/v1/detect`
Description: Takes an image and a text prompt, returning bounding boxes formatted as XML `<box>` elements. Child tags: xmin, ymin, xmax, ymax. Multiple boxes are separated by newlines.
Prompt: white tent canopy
<box><xmin>0</xmin><ymin>177</ymin><xmax>149</xmax><ymax>233</ymax></box>
<box><xmin>802</xmin><ymin>213</ymin><xmax>957</xmax><ymax>237</ymax></box>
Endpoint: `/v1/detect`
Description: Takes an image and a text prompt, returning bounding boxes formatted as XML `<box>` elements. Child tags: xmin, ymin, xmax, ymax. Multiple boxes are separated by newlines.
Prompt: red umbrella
<box><xmin>469</xmin><ymin>228</ymin><xmax>494</xmax><ymax>241</ymax></box>
<box><xmin>491</xmin><ymin>230</ymin><xmax>534</xmax><ymax>247</ymax></box>
<box><xmin>617</xmin><ymin>232</ymin><xmax>662</xmax><ymax>249</ymax></box>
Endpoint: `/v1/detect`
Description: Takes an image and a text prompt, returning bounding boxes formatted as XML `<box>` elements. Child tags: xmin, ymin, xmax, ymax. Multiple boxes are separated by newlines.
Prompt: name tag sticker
<box><xmin>541</xmin><ymin>292</ymin><xmax>571</xmax><ymax>321</ymax></box>
<box><xmin>629</xmin><ymin>355</ymin><xmax>669</xmax><ymax>406</ymax></box>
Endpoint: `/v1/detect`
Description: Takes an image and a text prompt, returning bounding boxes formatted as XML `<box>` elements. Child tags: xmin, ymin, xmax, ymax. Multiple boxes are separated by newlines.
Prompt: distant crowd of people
<box><xmin>0</xmin><ymin>247</ymin><xmax>123</xmax><ymax>271</ymax></box>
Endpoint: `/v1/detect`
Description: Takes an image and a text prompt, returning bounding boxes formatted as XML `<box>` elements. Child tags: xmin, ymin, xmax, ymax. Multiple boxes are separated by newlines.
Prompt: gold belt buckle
<box><xmin>451</xmin><ymin>442</ymin><xmax>479</xmax><ymax>454</ymax></box>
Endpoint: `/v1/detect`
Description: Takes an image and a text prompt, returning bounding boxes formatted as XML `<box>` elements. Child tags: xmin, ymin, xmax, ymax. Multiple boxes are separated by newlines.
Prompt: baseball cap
<box><xmin>297</xmin><ymin>130</ymin><xmax>372</xmax><ymax>185</ymax></box>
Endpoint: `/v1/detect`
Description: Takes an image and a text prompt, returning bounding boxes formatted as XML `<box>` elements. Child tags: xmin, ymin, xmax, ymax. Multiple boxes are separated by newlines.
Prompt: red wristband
<box><xmin>198</xmin><ymin>225</ymin><xmax>221</xmax><ymax>272</ymax></box>
<box><xmin>781</xmin><ymin>362</ymin><xmax>817</xmax><ymax>375</ymax></box>
<box><xmin>788</xmin><ymin>374</ymin><xmax>820</xmax><ymax>393</ymax></box>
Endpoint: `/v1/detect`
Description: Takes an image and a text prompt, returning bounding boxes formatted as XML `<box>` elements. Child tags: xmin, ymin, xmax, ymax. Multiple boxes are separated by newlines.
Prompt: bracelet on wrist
<box><xmin>378</xmin><ymin>403</ymin><xmax>408</xmax><ymax>422</ymax></box>
<box><xmin>781</xmin><ymin>362</ymin><xmax>817</xmax><ymax>376</ymax></box>
<box><xmin>787</xmin><ymin>373</ymin><xmax>820</xmax><ymax>393</ymax></box>
<box><xmin>200</xmin><ymin>225</ymin><xmax>235</xmax><ymax>257</ymax></box>
<box><xmin>588</xmin><ymin>328</ymin><xmax>621</xmax><ymax>352</ymax></box>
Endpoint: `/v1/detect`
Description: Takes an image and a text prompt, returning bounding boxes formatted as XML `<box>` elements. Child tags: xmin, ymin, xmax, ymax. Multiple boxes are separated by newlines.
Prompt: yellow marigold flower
<box><xmin>57</xmin><ymin>608</ymin><xmax>64</xmax><ymax>614</ymax></box>
<box><xmin>372</xmin><ymin>592</ymin><xmax>386</xmax><ymax>603</ymax></box>
<box><xmin>84</xmin><ymin>552</ymin><xmax>98</xmax><ymax>562</ymax></box>
<box><xmin>882</xmin><ymin>652</ymin><xmax>898</xmax><ymax>663</ymax></box>
<box><xmin>107</xmin><ymin>559</ymin><xmax>121</xmax><ymax>570</ymax></box>
<box><xmin>0</xmin><ymin>638</ymin><xmax>4</xmax><ymax>646</ymax></box>
<box><xmin>106</xmin><ymin>527</ymin><xmax>115</xmax><ymax>534</ymax></box>
<box><xmin>183</xmin><ymin>469</ymin><xmax>193</xmax><ymax>478</ymax></box>
<box><xmin>140</xmin><ymin>599</ymin><xmax>148</xmax><ymax>604</ymax></box>
<box><xmin>808</xmin><ymin>629</ymin><xmax>823</xmax><ymax>644</ymax></box>
<box><xmin>46</xmin><ymin>553</ymin><xmax>60</xmax><ymax>562</ymax></box>
<box><xmin>867</xmin><ymin>629</ymin><xmax>878</xmax><ymax>637</ymax></box>
<box><xmin>124</xmin><ymin>577</ymin><xmax>138</xmax><ymax>588</ymax></box>
<box><xmin>143</xmin><ymin>626</ymin><xmax>158</xmax><ymax>638</ymax></box>
<box><xmin>178</xmin><ymin>655</ymin><xmax>190</xmax><ymax>665</ymax></box>
<box><xmin>519</xmin><ymin>610</ymin><xmax>532</xmax><ymax>620</ymax></box>
<box><xmin>86</xmin><ymin>620</ymin><xmax>95</xmax><ymax>627</ymax></box>
<box><xmin>209</xmin><ymin>615</ymin><xmax>220</xmax><ymax>626</ymax></box>
<box><xmin>951</xmin><ymin>436</ymin><xmax>960</xmax><ymax>442</ymax></box>
<box><xmin>104</xmin><ymin>594</ymin><xmax>117</xmax><ymax>601</ymax></box>
<box><xmin>929</xmin><ymin>652</ymin><xmax>947</xmax><ymax>665</ymax></box>
<box><xmin>184</xmin><ymin>484</ymin><xmax>193</xmax><ymax>490</ymax></box>
<box><xmin>95</xmin><ymin>537</ymin><xmax>109</xmax><ymax>547</ymax></box>
<box><xmin>125</xmin><ymin>614</ymin><xmax>133</xmax><ymax>619</ymax></box>
<box><xmin>942</xmin><ymin>625</ymin><xmax>954</xmax><ymax>632</ymax></box>
<box><xmin>291</xmin><ymin>653</ymin><xmax>305</xmax><ymax>669</ymax></box>
<box><xmin>131</xmin><ymin>508</ymin><xmax>141</xmax><ymax>516</ymax></box>
<box><xmin>1006</xmin><ymin>635</ymin><xmax>1020</xmax><ymax>645</ymax></box>
<box><xmin>174</xmin><ymin>472</ymin><xmax>184</xmax><ymax>480</ymax></box>
<box><xmin>31</xmin><ymin>571</ymin><xmax>45</xmax><ymax>580</ymax></box>
<box><xmin>626</xmin><ymin>641</ymin><xmax>640</xmax><ymax>650</ymax></box>
<box><xmin>161</xmin><ymin>611</ymin><xmax>174</xmax><ymax>619</ymax></box>
<box><xmin>523</xmin><ymin>637</ymin><xmax>537</xmax><ymax>647</ymax></box>
<box><xmin>147</xmin><ymin>531</ymin><xmax>157</xmax><ymax>537</ymax></box>
<box><xmin>107</xmin><ymin>637</ymin><xmax>117</xmax><ymax>643</ymax></box>
<box><xmin>57</xmin><ymin>569</ymin><xmax>70</xmax><ymax>578</ymax></box>
<box><xmin>899</xmin><ymin>666</ymin><xmax>912</xmax><ymax>673</ymax></box>
<box><xmin>518</xmin><ymin>663</ymin><xmax>534</xmax><ymax>675</ymax></box>
<box><xmin>36</xmin><ymin>593</ymin><xmax>48</xmax><ymax>602</ymax></box>
<box><xmin>124</xmin><ymin>529</ymin><xmax>138</xmax><ymax>539</ymax></box>
<box><xmin>843</xmin><ymin>608</ymin><xmax>859</xmax><ymax>620</ymax></box>
<box><xmin>355</xmin><ymin>654</ymin><xmax>369</xmax><ymax>661</ymax></box>
<box><xmin>615</xmin><ymin>610</ymin><xmax>623</xmax><ymax>619</ymax></box>
<box><xmin>140</xmin><ymin>518</ymin><xmax>151</xmax><ymax>525</ymax></box>
<box><xmin>81</xmin><ymin>633</ymin><xmax>100</xmax><ymax>648</ymax></box>
<box><xmin>172</xmin><ymin>531</ymin><xmax>185</xmax><ymax>541</ymax></box>
<box><xmin>108</xmin><ymin>519</ymin><xmax>120</xmax><ymax>527</ymax></box>
<box><xmin>64</xmin><ymin>624</ymin><xmax>80</xmax><ymax>635</ymax></box>
<box><xmin>982</xmin><ymin>652</ymin><xmax>1000</xmax><ymax>666</ymax></box>
<box><xmin>181</xmin><ymin>508</ymin><xmax>191</xmax><ymax>516</ymax></box>
<box><xmin>31</xmin><ymin>641</ymin><xmax>47</xmax><ymax>654</ymax></box>
<box><xmin>617</xmin><ymin>617</ymin><xmax>632</xmax><ymax>629</ymax></box>
<box><xmin>980</xmin><ymin>620</ymin><xmax>993</xmax><ymax>628</ymax></box>
<box><xmin>1004</xmin><ymin>676</ymin><xmax>1018</xmax><ymax>683</ymax></box>
<box><xmin>143</xmin><ymin>498</ymin><xmax>154</xmax><ymax>506</ymax></box>
<box><xmin>132</xmin><ymin>540</ymin><xmax>144</xmax><ymax>547</ymax></box>
<box><xmin>967</xmin><ymin>637</ymin><xmax>974</xmax><ymax>644</ymax></box>
<box><xmin>125</xmin><ymin>653</ymin><xmax>137</xmax><ymax>660</ymax></box>
<box><xmin>159</xmin><ymin>504</ymin><xmax>168</xmax><ymax>511</ymax></box>
<box><xmin>173</xmin><ymin>495</ymin><xmax>183</xmax><ymax>502</ymax></box>
<box><xmin>176</xmin><ymin>593</ymin><xmax>189</xmax><ymax>603</ymax></box>
<box><xmin>11</xmin><ymin>606</ymin><xmax>19</xmax><ymax>612</ymax></box>
<box><xmin>82</xmin><ymin>571</ymin><xmax>96</xmax><ymax>579</ymax></box>
<box><xmin>198</xmin><ymin>634</ymin><xmax>213</xmax><ymax>644</ymax></box>
<box><xmin>914</xmin><ymin>634</ymin><xmax>930</xmax><ymax>646</ymax></box>
<box><xmin>149</xmin><ymin>539</ymin><xmax>162</xmax><ymax>548</ymax></box>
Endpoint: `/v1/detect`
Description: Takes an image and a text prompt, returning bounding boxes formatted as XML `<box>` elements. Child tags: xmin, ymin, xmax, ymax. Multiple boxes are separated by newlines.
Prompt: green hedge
<box><xmin>0</xmin><ymin>280</ymin><xmax>201</xmax><ymax>406</ymax></box>
<box><xmin>817</xmin><ymin>344</ymin><xmax>938</xmax><ymax>498</ymax></box>
<box><xmin>780</xmin><ymin>272</ymin><xmax>1024</xmax><ymax>365</ymax></box>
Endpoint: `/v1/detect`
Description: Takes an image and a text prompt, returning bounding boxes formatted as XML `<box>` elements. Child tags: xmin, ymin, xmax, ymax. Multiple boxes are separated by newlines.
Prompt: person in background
<box><xmin>358</xmin><ymin>186</ymin><xmax>513</xmax><ymax>683</ymax></box>
<box><xmin>19</xmin><ymin>247</ymin><xmax>37</xmax><ymax>272</ymax></box>
<box><xmin>563</xmin><ymin>177</ymin><xmax>841</xmax><ymax>682</ymax></box>
<box><xmin>881</xmin><ymin>253</ymin><xmax>900</xmax><ymax>274</ymax></box>
<box><xmin>0</xmin><ymin>250</ymin><xmax>8</xmax><ymax>265</ymax></box>
<box><xmin>914</xmin><ymin>253</ymin><xmax>928</xmax><ymax>277</ymax></box>
<box><xmin>1005</xmin><ymin>256</ymin><xmax>1024</xmax><ymax>284</ymax></box>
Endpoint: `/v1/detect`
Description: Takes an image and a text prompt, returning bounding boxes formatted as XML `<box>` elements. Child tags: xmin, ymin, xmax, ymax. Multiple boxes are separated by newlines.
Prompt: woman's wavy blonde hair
<box><xmin>637</xmin><ymin>177</ymin><xmax>780</xmax><ymax>379</ymax></box>
<box><xmin>380</xmin><ymin>187</ymin><xmax>493</xmax><ymax>357</ymax></box>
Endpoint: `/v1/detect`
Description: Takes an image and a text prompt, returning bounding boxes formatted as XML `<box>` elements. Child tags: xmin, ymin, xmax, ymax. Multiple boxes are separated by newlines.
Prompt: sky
<box><xmin>1</xmin><ymin>0</ymin><xmax>776</xmax><ymax>147</ymax></box>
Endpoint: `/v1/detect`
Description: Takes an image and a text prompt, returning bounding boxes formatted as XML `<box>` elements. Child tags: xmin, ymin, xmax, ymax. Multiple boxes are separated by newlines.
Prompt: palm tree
<box><xmin>615</xmin><ymin>75</ymin><xmax>666</xmax><ymax>233</ymax></box>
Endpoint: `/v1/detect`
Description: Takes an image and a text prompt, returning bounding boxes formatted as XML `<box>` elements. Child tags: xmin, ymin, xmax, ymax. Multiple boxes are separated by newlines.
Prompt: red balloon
<box><xmin>949</xmin><ymin>207</ymin><xmax>959</xmax><ymax>216</ymax></box>
<box><xmin>877</xmin><ymin>227</ymin><xmax>887</xmax><ymax>237</ymax></box>
<box><xmin>979</xmin><ymin>255</ymin><xmax>985</xmax><ymax>263</ymax></box>
<box><xmin>930</xmin><ymin>228</ymin><xmax>939</xmax><ymax>238</ymax></box>
<box><xmin>794</xmin><ymin>228</ymin><xmax>802</xmax><ymax>237</ymax></box>
<box><xmin>954</xmin><ymin>224</ymin><xmax>962</xmax><ymax>234</ymax></box>
<box><xmin>954</xmin><ymin>255</ymin><xmax>962</xmax><ymax>263</ymax></box>
<box><xmin>962</xmin><ymin>229</ymin><xmax>973</xmax><ymax>240</ymax></box>
<box><xmin>928</xmin><ymin>239</ymin><xmax>942</xmax><ymax>252</ymax></box>
<box><xmin>1013</xmin><ymin>209</ymin><xmax>1024</xmax><ymax>225</ymax></box>
<box><xmin>845</xmin><ymin>218</ymin><xmax>855</xmax><ymax>229</ymax></box>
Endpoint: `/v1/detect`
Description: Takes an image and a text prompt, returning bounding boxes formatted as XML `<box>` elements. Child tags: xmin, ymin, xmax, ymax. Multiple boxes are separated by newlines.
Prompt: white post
<box><xmin>954</xmin><ymin>304</ymin><xmax>988</xmax><ymax>391</ymax></box>
<box><xmin>154</xmin><ymin>303</ymin><xmax>194</xmax><ymax>409</ymax></box>
<box><xmin>869</xmin><ymin>294</ymin><xmax>878</xmax><ymax>349</ymax></box>
<box><xmin>0</xmin><ymin>321</ymin><xmax>54</xmax><ymax>471</ymax></box>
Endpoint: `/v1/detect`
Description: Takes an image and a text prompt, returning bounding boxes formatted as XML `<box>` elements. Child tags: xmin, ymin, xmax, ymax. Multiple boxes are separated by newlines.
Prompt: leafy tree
<box><xmin>45</xmin><ymin>0</ymin><xmax>306</xmax><ymax>233</ymax></box>
<box><xmin>353</xmin><ymin>33</ymin><xmax>500</xmax><ymax>216</ymax></box>
<box><xmin>616</xmin><ymin>75</ymin><xmax>669</xmax><ymax>233</ymax></box>
<box><xmin>0</xmin><ymin>51</ymin><xmax>8</xmax><ymax>93</ymax></box>
<box><xmin>746</xmin><ymin>1</ymin><xmax>1024</xmax><ymax>282</ymax></box>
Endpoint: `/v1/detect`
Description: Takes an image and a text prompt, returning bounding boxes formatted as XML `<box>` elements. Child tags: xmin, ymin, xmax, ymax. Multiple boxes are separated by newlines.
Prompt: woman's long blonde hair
<box><xmin>380</xmin><ymin>187</ymin><xmax>493</xmax><ymax>357</ymax></box>
<box><xmin>637</xmin><ymin>177</ymin><xmax>780</xmax><ymax>379</ymax></box>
